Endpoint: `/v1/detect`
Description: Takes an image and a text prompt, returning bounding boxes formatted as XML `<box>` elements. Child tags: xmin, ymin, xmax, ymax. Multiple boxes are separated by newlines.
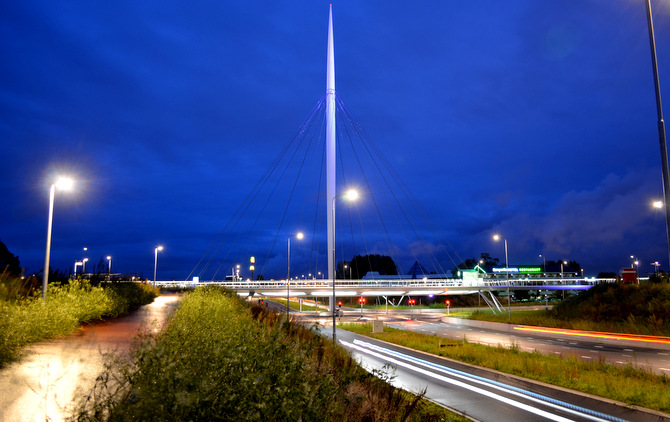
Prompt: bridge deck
<box><xmin>154</xmin><ymin>278</ymin><xmax>613</xmax><ymax>297</ymax></box>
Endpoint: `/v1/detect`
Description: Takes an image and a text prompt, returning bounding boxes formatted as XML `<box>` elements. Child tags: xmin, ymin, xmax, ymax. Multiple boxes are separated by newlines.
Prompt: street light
<box><xmin>332</xmin><ymin>189</ymin><xmax>359</xmax><ymax>342</ymax></box>
<box><xmin>652</xmin><ymin>261</ymin><xmax>661</xmax><ymax>274</ymax></box>
<box><xmin>74</xmin><ymin>261</ymin><xmax>83</xmax><ymax>276</ymax></box>
<box><xmin>560</xmin><ymin>260</ymin><xmax>568</xmax><ymax>300</ymax></box>
<box><xmin>81</xmin><ymin>247</ymin><xmax>88</xmax><ymax>277</ymax></box>
<box><xmin>539</xmin><ymin>254</ymin><xmax>546</xmax><ymax>275</ymax></box>
<box><xmin>153</xmin><ymin>246</ymin><xmax>164</xmax><ymax>287</ymax></box>
<box><xmin>42</xmin><ymin>176</ymin><xmax>74</xmax><ymax>300</ymax></box>
<box><xmin>107</xmin><ymin>256</ymin><xmax>112</xmax><ymax>276</ymax></box>
<box><xmin>287</xmin><ymin>232</ymin><xmax>304</xmax><ymax>316</ymax></box>
<box><xmin>492</xmin><ymin>234</ymin><xmax>510</xmax><ymax>322</ymax></box>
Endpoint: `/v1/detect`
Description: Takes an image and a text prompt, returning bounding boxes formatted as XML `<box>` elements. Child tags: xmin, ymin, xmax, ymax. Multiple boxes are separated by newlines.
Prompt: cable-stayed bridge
<box><xmin>156</xmin><ymin>277</ymin><xmax>610</xmax><ymax>296</ymax></box>
<box><xmin>185</xmin><ymin>6</ymin><xmax>609</xmax><ymax>316</ymax></box>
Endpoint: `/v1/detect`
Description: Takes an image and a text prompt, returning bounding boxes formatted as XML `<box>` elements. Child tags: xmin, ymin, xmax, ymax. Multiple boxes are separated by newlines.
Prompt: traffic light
<box><xmin>338</xmin><ymin>301</ymin><xmax>342</xmax><ymax>307</ymax></box>
<box><xmin>358</xmin><ymin>297</ymin><xmax>366</xmax><ymax>304</ymax></box>
<box><xmin>408</xmin><ymin>299</ymin><xmax>415</xmax><ymax>306</ymax></box>
<box><xmin>445</xmin><ymin>300</ymin><xmax>451</xmax><ymax>307</ymax></box>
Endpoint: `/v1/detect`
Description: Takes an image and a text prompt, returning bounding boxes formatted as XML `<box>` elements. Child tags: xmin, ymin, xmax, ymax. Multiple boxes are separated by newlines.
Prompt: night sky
<box><xmin>2</xmin><ymin>1</ymin><xmax>670</xmax><ymax>281</ymax></box>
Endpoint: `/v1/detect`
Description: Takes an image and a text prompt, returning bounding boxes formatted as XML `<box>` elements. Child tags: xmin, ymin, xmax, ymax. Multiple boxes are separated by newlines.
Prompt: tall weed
<box><xmin>0</xmin><ymin>280</ymin><xmax>159</xmax><ymax>367</ymax></box>
<box><xmin>74</xmin><ymin>287</ymin><xmax>458</xmax><ymax>421</ymax></box>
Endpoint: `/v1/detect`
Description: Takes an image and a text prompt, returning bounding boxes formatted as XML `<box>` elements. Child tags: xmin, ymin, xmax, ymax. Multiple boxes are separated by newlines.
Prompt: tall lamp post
<box><xmin>287</xmin><ymin>232</ymin><xmax>304</xmax><ymax>316</ymax></box>
<box><xmin>332</xmin><ymin>189</ymin><xmax>359</xmax><ymax>342</ymax></box>
<box><xmin>493</xmin><ymin>234</ymin><xmax>510</xmax><ymax>322</ymax></box>
<box><xmin>107</xmin><ymin>256</ymin><xmax>112</xmax><ymax>276</ymax></box>
<box><xmin>82</xmin><ymin>247</ymin><xmax>88</xmax><ymax>277</ymax></box>
<box><xmin>644</xmin><ymin>0</ymin><xmax>670</xmax><ymax>269</ymax></box>
<box><xmin>539</xmin><ymin>254</ymin><xmax>546</xmax><ymax>275</ymax></box>
<box><xmin>43</xmin><ymin>177</ymin><xmax>74</xmax><ymax>300</ymax></box>
<box><xmin>153</xmin><ymin>245</ymin><xmax>164</xmax><ymax>287</ymax></box>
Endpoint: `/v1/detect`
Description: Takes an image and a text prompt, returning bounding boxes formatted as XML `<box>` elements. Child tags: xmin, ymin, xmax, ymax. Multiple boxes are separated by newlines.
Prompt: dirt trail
<box><xmin>0</xmin><ymin>293</ymin><xmax>181</xmax><ymax>422</ymax></box>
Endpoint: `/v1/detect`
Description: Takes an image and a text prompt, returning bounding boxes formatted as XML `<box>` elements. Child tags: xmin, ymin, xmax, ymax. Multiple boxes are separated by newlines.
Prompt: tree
<box><xmin>0</xmin><ymin>240</ymin><xmax>21</xmax><ymax>276</ymax></box>
<box><xmin>452</xmin><ymin>252</ymin><xmax>500</xmax><ymax>276</ymax></box>
<box><xmin>339</xmin><ymin>254</ymin><xmax>399</xmax><ymax>279</ymax></box>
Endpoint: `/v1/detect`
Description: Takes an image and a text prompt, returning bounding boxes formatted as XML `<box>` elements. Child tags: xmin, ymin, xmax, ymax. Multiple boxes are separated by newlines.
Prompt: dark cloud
<box><xmin>1</xmin><ymin>1</ymin><xmax>669</xmax><ymax>279</ymax></box>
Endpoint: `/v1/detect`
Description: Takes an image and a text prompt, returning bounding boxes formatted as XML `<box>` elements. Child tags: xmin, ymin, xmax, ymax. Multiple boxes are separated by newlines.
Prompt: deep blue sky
<box><xmin>2</xmin><ymin>1</ymin><xmax>670</xmax><ymax>280</ymax></box>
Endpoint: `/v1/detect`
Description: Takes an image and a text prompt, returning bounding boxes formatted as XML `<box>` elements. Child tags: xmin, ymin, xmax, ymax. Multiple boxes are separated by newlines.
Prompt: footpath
<box><xmin>0</xmin><ymin>294</ymin><xmax>181</xmax><ymax>422</ymax></box>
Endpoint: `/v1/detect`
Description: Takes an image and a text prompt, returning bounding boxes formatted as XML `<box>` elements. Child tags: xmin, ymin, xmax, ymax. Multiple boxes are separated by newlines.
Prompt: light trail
<box><xmin>513</xmin><ymin>326</ymin><xmax>670</xmax><ymax>345</ymax></box>
<box><xmin>342</xmin><ymin>338</ymin><xmax>628</xmax><ymax>422</ymax></box>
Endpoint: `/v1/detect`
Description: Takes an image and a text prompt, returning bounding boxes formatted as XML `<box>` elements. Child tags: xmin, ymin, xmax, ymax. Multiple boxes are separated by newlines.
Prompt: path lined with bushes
<box><xmin>0</xmin><ymin>293</ymin><xmax>179</xmax><ymax>422</ymax></box>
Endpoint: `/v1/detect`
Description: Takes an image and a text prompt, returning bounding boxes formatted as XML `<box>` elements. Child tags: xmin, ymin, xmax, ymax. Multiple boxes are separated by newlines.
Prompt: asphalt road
<box><xmin>0</xmin><ymin>294</ymin><xmax>181</xmax><ymax>422</ymax></box>
<box><xmin>293</xmin><ymin>305</ymin><xmax>670</xmax><ymax>421</ymax></box>
<box><xmin>331</xmin><ymin>328</ymin><xmax>669</xmax><ymax>422</ymax></box>
<box><xmin>296</xmin><ymin>305</ymin><xmax>670</xmax><ymax>375</ymax></box>
<box><xmin>393</xmin><ymin>317</ymin><xmax>670</xmax><ymax>375</ymax></box>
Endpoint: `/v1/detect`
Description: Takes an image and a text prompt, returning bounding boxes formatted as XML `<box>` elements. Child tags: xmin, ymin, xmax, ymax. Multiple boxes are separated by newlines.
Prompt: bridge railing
<box><xmin>153</xmin><ymin>277</ymin><xmax>616</xmax><ymax>290</ymax></box>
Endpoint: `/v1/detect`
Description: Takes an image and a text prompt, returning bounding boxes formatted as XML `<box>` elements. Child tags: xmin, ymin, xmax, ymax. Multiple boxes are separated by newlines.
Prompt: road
<box><xmin>291</xmin><ymin>305</ymin><xmax>670</xmax><ymax>421</ymax></box>
<box><xmin>0</xmin><ymin>294</ymin><xmax>181</xmax><ymax>422</ymax></box>
<box><xmin>296</xmin><ymin>305</ymin><xmax>670</xmax><ymax>375</ymax></box>
<box><xmin>332</xmin><ymin>328</ymin><xmax>669</xmax><ymax>422</ymax></box>
<box><xmin>392</xmin><ymin>317</ymin><xmax>670</xmax><ymax>376</ymax></box>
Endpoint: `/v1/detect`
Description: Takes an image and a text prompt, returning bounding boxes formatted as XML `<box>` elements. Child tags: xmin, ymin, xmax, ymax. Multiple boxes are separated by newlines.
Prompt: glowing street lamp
<box><xmin>107</xmin><ymin>256</ymin><xmax>112</xmax><ymax>275</ymax></box>
<box><xmin>287</xmin><ymin>232</ymin><xmax>304</xmax><ymax>315</ymax></box>
<box><xmin>153</xmin><ymin>246</ymin><xmax>164</xmax><ymax>287</ymax></box>
<box><xmin>332</xmin><ymin>189</ymin><xmax>359</xmax><ymax>342</ymax></box>
<box><xmin>82</xmin><ymin>257</ymin><xmax>89</xmax><ymax>275</ymax></box>
<box><xmin>492</xmin><ymin>234</ymin><xmax>510</xmax><ymax>322</ymax></box>
<box><xmin>652</xmin><ymin>261</ymin><xmax>661</xmax><ymax>273</ymax></box>
<box><xmin>42</xmin><ymin>176</ymin><xmax>74</xmax><ymax>300</ymax></box>
<box><xmin>74</xmin><ymin>261</ymin><xmax>83</xmax><ymax>275</ymax></box>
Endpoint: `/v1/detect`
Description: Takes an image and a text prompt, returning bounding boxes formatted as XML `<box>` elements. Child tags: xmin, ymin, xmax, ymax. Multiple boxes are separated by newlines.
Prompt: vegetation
<box><xmin>73</xmin><ymin>287</ymin><xmax>463</xmax><ymax>421</ymax></box>
<box><xmin>0</xmin><ymin>277</ymin><xmax>159</xmax><ymax>368</ymax></box>
<box><xmin>339</xmin><ymin>254</ymin><xmax>399</xmax><ymax>279</ymax></box>
<box><xmin>469</xmin><ymin>281</ymin><xmax>670</xmax><ymax>336</ymax></box>
<box><xmin>341</xmin><ymin>322</ymin><xmax>670</xmax><ymax>412</ymax></box>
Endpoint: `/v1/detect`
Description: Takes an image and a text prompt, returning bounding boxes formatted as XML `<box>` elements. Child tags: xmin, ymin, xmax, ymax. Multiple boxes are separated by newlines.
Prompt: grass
<box><xmin>0</xmin><ymin>280</ymin><xmax>159</xmax><ymax>368</ymax></box>
<box><xmin>272</xmin><ymin>297</ymin><xmax>322</xmax><ymax>312</ymax></box>
<box><xmin>340</xmin><ymin>322</ymin><xmax>670</xmax><ymax>412</ymax></box>
<box><xmin>73</xmin><ymin>287</ymin><xmax>468</xmax><ymax>421</ymax></box>
<box><xmin>468</xmin><ymin>307</ymin><xmax>670</xmax><ymax>337</ymax></box>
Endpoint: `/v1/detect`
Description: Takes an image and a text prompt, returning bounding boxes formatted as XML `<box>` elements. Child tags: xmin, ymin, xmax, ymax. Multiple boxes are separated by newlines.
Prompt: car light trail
<box><xmin>513</xmin><ymin>326</ymin><xmax>670</xmax><ymax>345</ymax></box>
<box><xmin>342</xmin><ymin>339</ymin><xmax>628</xmax><ymax>422</ymax></box>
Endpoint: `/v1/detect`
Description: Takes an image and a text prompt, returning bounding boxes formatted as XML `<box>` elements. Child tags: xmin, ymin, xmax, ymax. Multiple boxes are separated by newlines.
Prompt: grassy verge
<box><xmin>468</xmin><ymin>308</ymin><xmax>670</xmax><ymax>337</ymax></box>
<box><xmin>463</xmin><ymin>282</ymin><xmax>670</xmax><ymax>336</ymax></box>
<box><xmin>0</xmin><ymin>280</ymin><xmax>159</xmax><ymax>368</ymax></box>
<box><xmin>340</xmin><ymin>322</ymin><xmax>670</xmax><ymax>412</ymax></box>
<box><xmin>271</xmin><ymin>297</ymin><xmax>322</xmax><ymax>312</ymax></box>
<box><xmin>74</xmin><ymin>287</ymin><xmax>467</xmax><ymax>421</ymax></box>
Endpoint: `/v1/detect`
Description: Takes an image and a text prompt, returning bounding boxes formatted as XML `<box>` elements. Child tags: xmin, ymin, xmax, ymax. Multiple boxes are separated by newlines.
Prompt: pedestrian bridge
<box><xmin>155</xmin><ymin>277</ymin><xmax>613</xmax><ymax>297</ymax></box>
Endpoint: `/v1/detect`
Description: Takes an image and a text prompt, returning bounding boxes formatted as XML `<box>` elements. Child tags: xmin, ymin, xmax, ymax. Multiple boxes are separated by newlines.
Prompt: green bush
<box><xmin>550</xmin><ymin>282</ymin><xmax>670</xmax><ymax>335</ymax></box>
<box><xmin>74</xmin><ymin>287</ymin><xmax>457</xmax><ymax>421</ymax></box>
<box><xmin>0</xmin><ymin>280</ymin><xmax>159</xmax><ymax>368</ymax></box>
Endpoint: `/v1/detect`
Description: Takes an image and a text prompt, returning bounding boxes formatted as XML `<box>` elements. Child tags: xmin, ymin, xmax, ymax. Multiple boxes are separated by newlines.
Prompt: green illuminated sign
<box><xmin>518</xmin><ymin>267</ymin><xmax>541</xmax><ymax>273</ymax></box>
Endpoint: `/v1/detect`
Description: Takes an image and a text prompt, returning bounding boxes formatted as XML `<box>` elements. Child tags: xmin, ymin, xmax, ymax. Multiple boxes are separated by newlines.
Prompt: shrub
<box><xmin>0</xmin><ymin>280</ymin><xmax>159</xmax><ymax>368</ymax></box>
<box><xmin>74</xmin><ymin>287</ymin><xmax>454</xmax><ymax>421</ymax></box>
